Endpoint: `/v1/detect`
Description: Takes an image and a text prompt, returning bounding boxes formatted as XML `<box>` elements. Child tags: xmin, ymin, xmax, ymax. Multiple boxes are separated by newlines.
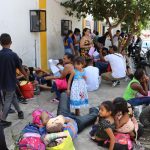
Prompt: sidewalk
<box><xmin>5</xmin><ymin>80</ymin><xmax>150</xmax><ymax>150</ymax></box>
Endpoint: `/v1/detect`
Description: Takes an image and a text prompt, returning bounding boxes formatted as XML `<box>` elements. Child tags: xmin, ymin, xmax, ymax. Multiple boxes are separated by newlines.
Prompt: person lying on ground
<box><xmin>32</xmin><ymin>93</ymin><xmax>98</xmax><ymax>142</ymax></box>
<box><xmin>18</xmin><ymin>65</ymin><xmax>52</xmax><ymax>91</ymax></box>
<box><xmin>123</xmin><ymin>68</ymin><xmax>150</xmax><ymax>106</ymax></box>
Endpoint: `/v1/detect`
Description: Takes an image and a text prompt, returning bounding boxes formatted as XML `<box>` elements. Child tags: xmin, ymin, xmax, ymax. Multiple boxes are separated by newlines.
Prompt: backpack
<box><xmin>15</xmin><ymin>123</ymin><xmax>46</xmax><ymax>150</ymax></box>
<box><xmin>32</xmin><ymin>109</ymin><xmax>54</xmax><ymax>127</ymax></box>
<box><xmin>18</xmin><ymin>137</ymin><xmax>45</xmax><ymax>150</ymax></box>
<box><xmin>103</xmin><ymin>133</ymin><xmax>133</xmax><ymax>150</ymax></box>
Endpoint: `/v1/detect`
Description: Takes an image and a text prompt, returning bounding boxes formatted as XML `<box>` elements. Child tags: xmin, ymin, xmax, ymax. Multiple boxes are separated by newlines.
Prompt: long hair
<box><xmin>82</xmin><ymin>28</ymin><xmax>89</xmax><ymax>36</ymax></box>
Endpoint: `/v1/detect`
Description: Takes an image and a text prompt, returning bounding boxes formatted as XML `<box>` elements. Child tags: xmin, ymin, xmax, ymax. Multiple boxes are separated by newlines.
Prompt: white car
<box><xmin>141</xmin><ymin>39</ymin><xmax>150</xmax><ymax>54</ymax></box>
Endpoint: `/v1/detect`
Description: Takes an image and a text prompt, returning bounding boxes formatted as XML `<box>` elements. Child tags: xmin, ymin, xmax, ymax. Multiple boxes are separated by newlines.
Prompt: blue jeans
<box><xmin>95</xmin><ymin>62</ymin><xmax>108</xmax><ymax>75</ymax></box>
<box><xmin>65</xmin><ymin>48</ymin><xmax>72</xmax><ymax>54</ymax></box>
<box><xmin>57</xmin><ymin>93</ymin><xmax>98</xmax><ymax>133</ymax></box>
<box><xmin>51</xmin><ymin>82</ymin><xmax>61</xmax><ymax>100</ymax></box>
<box><xmin>128</xmin><ymin>96</ymin><xmax>150</xmax><ymax>106</ymax></box>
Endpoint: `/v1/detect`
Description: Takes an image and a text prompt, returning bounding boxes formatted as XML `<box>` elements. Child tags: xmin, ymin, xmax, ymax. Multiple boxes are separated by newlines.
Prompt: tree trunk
<box><xmin>106</xmin><ymin>17</ymin><xmax>113</xmax><ymax>46</ymax></box>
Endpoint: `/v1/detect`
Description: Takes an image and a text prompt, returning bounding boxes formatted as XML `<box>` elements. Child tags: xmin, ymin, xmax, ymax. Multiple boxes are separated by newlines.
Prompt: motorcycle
<box><xmin>139</xmin><ymin>106</ymin><xmax>150</xmax><ymax>127</ymax></box>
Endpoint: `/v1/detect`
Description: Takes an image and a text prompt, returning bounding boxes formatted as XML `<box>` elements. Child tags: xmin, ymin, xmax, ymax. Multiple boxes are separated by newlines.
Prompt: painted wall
<box><xmin>0</xmin><ymin>0</ymin><xmax>40</xmax><ymax>67</ymax></box>
<box><xmin>46</xmin><ymin>0</ymin><xmax>82</xmax><ymax>60</ymax></box>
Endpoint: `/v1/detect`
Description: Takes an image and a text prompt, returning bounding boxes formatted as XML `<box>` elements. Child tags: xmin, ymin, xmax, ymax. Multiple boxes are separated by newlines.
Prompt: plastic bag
<box><xmin>46</xmin><ymin>131</ymin><xmax>75</xmax><ymax>150</ymax></box>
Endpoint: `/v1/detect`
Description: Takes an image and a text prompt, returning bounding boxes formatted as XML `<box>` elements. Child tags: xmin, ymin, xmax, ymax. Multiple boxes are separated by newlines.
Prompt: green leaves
<box><xmin>61</xmin><ymin>0</ymin><xmax>150</xmax><ymax>34</ymax></box>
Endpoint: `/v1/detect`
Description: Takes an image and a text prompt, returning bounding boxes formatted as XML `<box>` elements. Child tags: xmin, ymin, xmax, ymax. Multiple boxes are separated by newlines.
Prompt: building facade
<box><xmin>0</xmin><ymin>0</ymin><xmax>82</xmax><ymax>70</ymax></box>
<box><xmin>0</xmin><ymin>0</ymin><xmax>121</xmax><ymax>70</ymax></box>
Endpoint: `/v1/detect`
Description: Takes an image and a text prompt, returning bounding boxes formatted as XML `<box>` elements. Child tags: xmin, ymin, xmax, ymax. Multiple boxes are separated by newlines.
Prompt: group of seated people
<box><xmin>14</xmin><ymin>92</ymin><xmax>144</xmax><ymax>150</ymax></box>
<box><xmin>1</xmin><ymin>43</ymin><xmax>150</xmax><ymax>149</ymax></box>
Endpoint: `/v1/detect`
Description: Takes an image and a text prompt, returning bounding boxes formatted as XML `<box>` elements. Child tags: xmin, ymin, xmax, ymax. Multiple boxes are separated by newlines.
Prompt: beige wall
<box><xmin>46</xmin><ymin>0</ymin><xmax>82</xmax><ymax>60</ymax></box>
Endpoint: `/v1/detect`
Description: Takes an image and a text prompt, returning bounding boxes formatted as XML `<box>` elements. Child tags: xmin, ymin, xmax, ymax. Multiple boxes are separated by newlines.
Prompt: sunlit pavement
<box><xmin>5</xmin><ymin>80</ymin><xmax>150</xmax><ymax>150</ymax></box>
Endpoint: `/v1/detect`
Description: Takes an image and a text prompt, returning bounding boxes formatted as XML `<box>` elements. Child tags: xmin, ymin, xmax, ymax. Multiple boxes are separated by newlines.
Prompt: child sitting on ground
<box><xmin>113</xmin><ymin>97</ymin><xmax>138</xmax><ymax>139</ymax></box>
<box><xmin>90</xmin><ymin>101</ymin><xmax>115</xmax><ymax>150</ymax></box>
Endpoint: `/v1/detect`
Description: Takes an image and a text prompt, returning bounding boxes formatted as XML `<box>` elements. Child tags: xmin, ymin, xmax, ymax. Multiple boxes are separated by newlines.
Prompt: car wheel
<box><xmin>139</xmin><ymin>106</ymin><xmax>150</xmax><ymax>127</ymax></box>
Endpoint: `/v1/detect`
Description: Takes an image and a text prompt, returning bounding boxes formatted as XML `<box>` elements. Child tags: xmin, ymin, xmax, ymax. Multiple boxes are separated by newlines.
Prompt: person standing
<box><xmin>113</xmin><ymin>30</ymin><xmax>120</xmax><ymax>47</ymax></box>
<box><xmin>0</xmin><ymin>33</ymin><xmax>28</xmax><ymax>123</ymax></box>
<box><xmin>64</xmin><ymin>30</ymin><xmax>75</xmax><ymax>55</ymax></box>
<box><xmin>72</xmin><ymin>28</ymin><xmax>81</xmax><ymax>55</ymax></box>
<box><xmin>67</xmin><ymin>57</ymin><xmax>88</xmax><ymax>116</ymax></box>
<box><xmin>80</xmin><ymin>28</ymin><xmax>93</xmax><ymax>61</ymax></box>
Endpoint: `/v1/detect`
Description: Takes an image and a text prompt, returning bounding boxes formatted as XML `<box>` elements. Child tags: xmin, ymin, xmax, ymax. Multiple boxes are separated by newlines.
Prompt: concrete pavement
<box><xmin>5</xmin><ymin>80</ymin><xmax>150</xmax><ymax>150</ymax></box>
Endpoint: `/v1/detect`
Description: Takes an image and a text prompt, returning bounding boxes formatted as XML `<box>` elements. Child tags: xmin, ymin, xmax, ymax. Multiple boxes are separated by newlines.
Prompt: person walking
<box><xmin>0</xmin><ymin>33</ymin><xmax>28</xmax><ymax>124</ymax></box>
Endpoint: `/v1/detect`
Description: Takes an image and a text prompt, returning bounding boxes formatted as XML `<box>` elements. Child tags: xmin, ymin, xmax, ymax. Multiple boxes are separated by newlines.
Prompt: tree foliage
<box><xmin>61</xmin><ymin>0</ymin><xmax>150</xmax><ymax>35</ymax></box>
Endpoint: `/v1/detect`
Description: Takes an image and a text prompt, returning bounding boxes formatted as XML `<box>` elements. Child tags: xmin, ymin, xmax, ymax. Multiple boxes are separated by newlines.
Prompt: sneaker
<box><xmin>18</xmin><ymin>111</ymin><xmax>24</xmax><ymax>119</ymax></box>
<box><xmin>112</xmin><ymin>80</ymin><xmax>120</xmax><ymax>87</ymax></box>
<box><xmin>8</xmin><ymin>108</ymin><xmax>16</xmax><ymax>114</ymax></box>
<box><xmin>0</xmin><ymin>120</ymin><xmax>12</xmax><ymax>128</ymax></box>
<box><xmin>18</xmin><ymin>97</ymin><xmax>28</xmax><ymax>104</ymax></box>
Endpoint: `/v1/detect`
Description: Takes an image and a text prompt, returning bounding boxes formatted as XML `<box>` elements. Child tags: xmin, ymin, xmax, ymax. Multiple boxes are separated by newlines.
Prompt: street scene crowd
<box><xmin>0</xmin><ymin>27</ymin><xmax>150</xmax><ymax>150</ymax></box>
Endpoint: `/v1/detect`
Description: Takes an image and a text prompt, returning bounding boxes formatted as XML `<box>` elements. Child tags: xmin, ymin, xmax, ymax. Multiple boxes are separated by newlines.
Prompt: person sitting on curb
<box><xmin>99</xmin><ymin>45</ymin><xmax>126</xmax><ymax>87</ymax></box>
<box><xmin>85</xmin><ymin>59</ymin><xmax>101</xmax><ymax>91</ymax></box>
<box><xmin>45</xmin><ymin>53</ymin><xmax>74</xmax><ymax>102</ymax></box>
<box><xmin>123</xmin><ymin>68</ymin><xmax>150</xmax><ymax>106</ymax></box>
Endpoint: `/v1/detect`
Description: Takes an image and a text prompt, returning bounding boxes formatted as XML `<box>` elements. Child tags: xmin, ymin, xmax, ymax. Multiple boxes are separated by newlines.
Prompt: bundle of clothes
<box><xmin>15</xmin><ymin>109</ymin><xmax>76</xmax><ymax>150</ymax></box>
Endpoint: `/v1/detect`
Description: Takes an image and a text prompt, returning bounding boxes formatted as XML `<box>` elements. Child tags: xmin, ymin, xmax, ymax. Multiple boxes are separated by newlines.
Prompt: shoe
<box><xmin>50</xmin><ymin>98</ymin><xmax>59</xmax><ymax>103</ymax></box>
<box><xmin>112</xmin><ymin>80</ymin><xmax>120</xmax><ymax>87</ymax></box>
<box><xmin>89</xmin><ymin>107</ymin><xmax>99</xmax><ymax>114</ymax></box>
<box><xmin>18</xmin><ymin>111</ymin><xmax>24</xmax><ymax>119</ymax></box>
<box><xmin>0</xmin><ymin>120</ymin><xmax>12</xmax><ymax>128</ymax></box>
<box><xmin>18</xmin><ymin>97</ymin><xmax>28</xmax><ymax>104</ymax></box>
<box><xmin>125</xmin><ymin>76</ymin><xmax>129</xmax><ymax>82</ymax></box>
<box><xmin>34</xmin><ymin>86</ymin><xmax>40</xmax><ymax>95</ymax></box>
<box><xmin>8</xmin><ymin>108</ymin><xmax>16</xmax><ymax>114</ymax></box>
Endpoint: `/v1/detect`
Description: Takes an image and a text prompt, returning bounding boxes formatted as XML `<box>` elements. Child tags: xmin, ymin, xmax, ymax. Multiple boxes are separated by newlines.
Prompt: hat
<box><xmin>109</xmin><ymin>45</ymin><xmax>118</xmax><ymax>52</ymax></box>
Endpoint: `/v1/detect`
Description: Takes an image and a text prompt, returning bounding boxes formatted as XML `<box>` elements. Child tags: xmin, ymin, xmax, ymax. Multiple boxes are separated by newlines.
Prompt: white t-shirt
<box><xmin>85</xmin><ymin>66</ymin><xmax>101</xmax><ymax>91</ymax></box>
<box><xmin>104</xmin><ymin>53</ymin><xmax>126</xmax><ymax>78</ymax></box>
<box><xmin>113</xmin><ymin>35</ymin><xmax>119</xmax><ymax>47</ymax></box>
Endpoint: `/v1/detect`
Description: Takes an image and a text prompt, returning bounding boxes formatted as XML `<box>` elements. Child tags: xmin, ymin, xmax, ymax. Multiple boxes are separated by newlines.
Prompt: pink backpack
<box><xmin>114</xmin><ymin>133</ymin><xmax>133</xmax><ymax>150</ymax></box>
<box><xmin>55</xmin><ymin>78</ymin><xmax>67</xmax><ymax>90</ymax></box>
<box><xmin>32</xmin><ymin>109</ymin><xmax>54</xmax><ymax>127</ymax></box>
<box><xmin>18</xmin><ymin>137</ymin><xmax>45</xmax><ymax>150</ymax></box>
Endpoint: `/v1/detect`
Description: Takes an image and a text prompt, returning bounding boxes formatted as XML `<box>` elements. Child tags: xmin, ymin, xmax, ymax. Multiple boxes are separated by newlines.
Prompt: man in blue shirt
<box><xmin>0</xmin><ymin>33</ymin><xmax>28</xmax><ymax>126</ymax></box>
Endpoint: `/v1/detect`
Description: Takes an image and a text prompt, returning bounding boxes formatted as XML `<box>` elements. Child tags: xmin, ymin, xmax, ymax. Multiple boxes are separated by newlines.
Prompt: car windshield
<box><xmin>142</xmin><ymin>41</ymin><xmax>150</xmax><ymax>48</ymax></box>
